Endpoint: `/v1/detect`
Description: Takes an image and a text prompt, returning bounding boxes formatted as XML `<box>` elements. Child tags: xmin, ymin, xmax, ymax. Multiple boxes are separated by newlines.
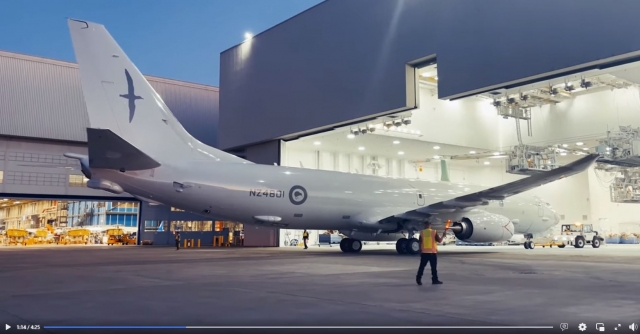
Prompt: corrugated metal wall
<box><xmin>0</xmin><ymin>51</ymin><xmax>219</xmax><ymax>147</ymax></box>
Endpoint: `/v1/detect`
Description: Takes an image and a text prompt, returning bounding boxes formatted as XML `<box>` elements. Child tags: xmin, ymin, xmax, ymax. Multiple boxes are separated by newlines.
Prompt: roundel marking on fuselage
<box><xmin>289</xmin><ymin>185</ymin><xmax>308</xmax><ymax>205</ymax></box>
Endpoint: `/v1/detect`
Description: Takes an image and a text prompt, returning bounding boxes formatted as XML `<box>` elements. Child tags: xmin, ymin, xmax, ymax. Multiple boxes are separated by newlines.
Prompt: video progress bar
<box><xmin>43</xmin><ymin>326</ymin><xmax>555</xmax><ymax>329</ymax></box>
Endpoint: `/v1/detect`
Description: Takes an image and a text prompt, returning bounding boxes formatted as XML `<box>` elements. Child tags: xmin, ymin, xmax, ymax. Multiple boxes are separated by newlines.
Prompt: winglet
<box><xmin>87</xmin><ymin>128</ymin><xmax>161</xmax><ymax>171</ymax></box>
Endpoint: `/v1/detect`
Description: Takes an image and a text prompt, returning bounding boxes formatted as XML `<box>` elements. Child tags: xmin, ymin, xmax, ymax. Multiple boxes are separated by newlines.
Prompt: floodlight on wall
<box><xmin>384</xmin><ymin>123</ymin><xmax>393</xmax><ymax>129</ymax></box>
<box><xmin>393</xmin><ymin>120</ymin><xmax>403</xmax><ymax>127</ymax></box>
<box><xmin>402</xmin><ymin>119</ymin><xmax>411</xmax><ymax>125</ymax></box>
<box><xmin>564</xmin><ymin>82</ymin><xmax>575</xmax><ymax>92</ymax></box>
<box><xmin>360</xmin><ymin>128</ymin><xmax>368</xmax><ymax>134</ymax></box>
<box><xmin>580</xmin><ymin>79</ymin><xmax>593</xmax><ymax>89</ymax></box>
<box><xmin>368</xmin><ymin>125</ymin><xmax>376</xmax><ymax>133</ymax></box>
<box><xmin>549</xmin><ymin>87</ymin><xmax>558</xmax><ymax>96</ymax></box>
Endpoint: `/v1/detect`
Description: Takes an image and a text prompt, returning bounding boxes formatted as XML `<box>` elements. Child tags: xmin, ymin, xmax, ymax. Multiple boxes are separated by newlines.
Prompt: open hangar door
<box><xmin>0</xmin><ymin>196</ymin><xmax>141</xmax><ymax>247</ymax></box>
<box><xmin>279</xmin><ymin>61</ymin><xmax>640</xmax><ymax>250</ymax></box>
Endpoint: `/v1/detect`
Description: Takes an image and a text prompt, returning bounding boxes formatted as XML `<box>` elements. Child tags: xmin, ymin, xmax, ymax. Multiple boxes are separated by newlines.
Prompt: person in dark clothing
<box><xmin>302</xmin><ymin>229</ymin><xmax>309</xmax><ymax>249</ymax></box>
<box><xmin>175</xmin><ymin>232</ymin><xmax>181</xmax><ymax>250</ymax></box>
<box><xmin>416</xmin><ymin>222</ymin><xmax>445</xmax><ymax>285</ymax></box>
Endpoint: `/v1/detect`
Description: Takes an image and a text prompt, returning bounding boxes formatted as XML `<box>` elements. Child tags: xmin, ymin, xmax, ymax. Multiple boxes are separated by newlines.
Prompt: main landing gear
<box><xmin>340</xmin><ymin>238</ymin><xmax>362</xmax><ymax>253</ymax></box>
<box><xmin>395</xmin><ymin>237</ymin><xmax>420</xmax><ymax>255</ymax></box>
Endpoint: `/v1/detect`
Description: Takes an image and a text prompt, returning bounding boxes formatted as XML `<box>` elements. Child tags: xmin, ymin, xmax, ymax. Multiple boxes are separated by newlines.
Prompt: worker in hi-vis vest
<box><xmin>416</xmin><ymin>221</ymin><xmax>445</xmax><ymax>285</ymax></box>
<box><xmin>302</xmin><ymin>229</ymin><xmax>309</xmax><ymax>249</ymax></box>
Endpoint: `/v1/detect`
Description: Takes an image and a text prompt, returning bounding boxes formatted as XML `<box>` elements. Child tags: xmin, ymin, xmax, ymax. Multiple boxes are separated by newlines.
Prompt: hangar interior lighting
<box><xmin>345</xmin><ymin>112</ymin><xmax>419</xmax><ymax>138</ymax></box>
<box><xmin>244</xmin><ymin>32</ymin><xmax>253</xmax><ymax>40</ymax></box>
<box><xmin>480</xmin><ymin>73</ymin><xmax>633</xmax><ymax>111</ymax></box>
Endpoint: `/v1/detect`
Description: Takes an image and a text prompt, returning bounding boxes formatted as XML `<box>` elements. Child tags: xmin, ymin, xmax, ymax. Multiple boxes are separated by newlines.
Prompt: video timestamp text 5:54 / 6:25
<box><xmin>16</xmin><ymin>324</ymin><xmax>41</xmax><ymax>330</ymax></box>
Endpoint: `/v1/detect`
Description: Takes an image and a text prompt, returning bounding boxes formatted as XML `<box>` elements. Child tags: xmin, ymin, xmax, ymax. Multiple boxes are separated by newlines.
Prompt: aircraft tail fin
<box><xmin>68</xmin><ymin>19</ymin><xmax>247</xmax><ymax>164</ymax></box>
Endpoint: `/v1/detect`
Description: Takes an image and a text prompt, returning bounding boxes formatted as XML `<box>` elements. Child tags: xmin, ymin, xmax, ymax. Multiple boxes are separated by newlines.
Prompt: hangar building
<box><xmin>0</xmin><ymin>51</ymin><xmax>244</xmax><ymax>247</ymax></box>
<box><xmin>218</xmin><ymin>0</ymin><xmax>640</xmax><ymax>247</ymax></box>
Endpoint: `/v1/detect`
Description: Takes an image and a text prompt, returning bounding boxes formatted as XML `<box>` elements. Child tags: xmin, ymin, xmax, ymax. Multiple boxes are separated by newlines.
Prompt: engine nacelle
<box><xmin>451</xmin><ymin>210</ymin><xmax>514</xmax><ymax>243</ymax></box>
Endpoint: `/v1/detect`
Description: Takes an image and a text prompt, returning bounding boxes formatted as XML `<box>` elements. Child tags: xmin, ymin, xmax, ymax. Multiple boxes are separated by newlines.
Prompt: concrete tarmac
<box><xmin>0</xmin><ymin>244</ymin><xmax>638</xmax><ymax>330</ymax></box>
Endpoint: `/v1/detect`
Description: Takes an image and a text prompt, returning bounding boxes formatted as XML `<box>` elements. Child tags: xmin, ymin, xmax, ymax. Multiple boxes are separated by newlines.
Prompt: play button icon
<box><xmin>5</xmin><ymin>324</ymin><xmax>9</xmax><ymax>330</ymax></box>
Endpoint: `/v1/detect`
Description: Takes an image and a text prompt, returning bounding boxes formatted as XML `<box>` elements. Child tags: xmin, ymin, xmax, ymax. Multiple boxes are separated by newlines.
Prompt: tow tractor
<box><xmin>551</xmin><ymin>223</ymin><xmax>604</xmax><ymax>249</ymax></box>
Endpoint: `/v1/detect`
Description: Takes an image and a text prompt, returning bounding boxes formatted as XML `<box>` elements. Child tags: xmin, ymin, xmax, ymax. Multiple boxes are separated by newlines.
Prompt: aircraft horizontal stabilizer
<box><xmin>87</xmin><ymin>128</ymin><xmax>161</xmax><ymax>171</ymax></box>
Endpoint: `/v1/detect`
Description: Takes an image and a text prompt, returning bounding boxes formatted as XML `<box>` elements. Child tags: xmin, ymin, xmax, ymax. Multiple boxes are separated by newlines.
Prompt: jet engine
<box><xmin>449</xmin><ymin>210</ymin><xmax>514</xmax><ymax>243</ymax></box>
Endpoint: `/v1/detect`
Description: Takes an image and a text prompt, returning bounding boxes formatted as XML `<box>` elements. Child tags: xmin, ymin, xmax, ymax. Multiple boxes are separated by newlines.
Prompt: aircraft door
<box><xmin>417</xmin><ymin>191</ymin><xmax>425</xmax><ymax>206</ymax></box>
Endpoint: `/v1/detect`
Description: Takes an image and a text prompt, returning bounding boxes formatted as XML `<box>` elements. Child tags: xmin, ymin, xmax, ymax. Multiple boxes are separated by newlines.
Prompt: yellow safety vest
<box><xmin>303</xmin><ymin>232</ymin><xmax>309</xmax><ymax>238</ymax></box>
<box><xmin>421</xmin><ymin>228</ymin><xmax>437</xmax><ymax>253</ymax></box>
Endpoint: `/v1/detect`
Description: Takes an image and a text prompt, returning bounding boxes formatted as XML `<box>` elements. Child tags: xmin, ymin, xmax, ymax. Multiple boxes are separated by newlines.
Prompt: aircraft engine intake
<box><xmin>450</xmin><ymin>211</ymin><xmax>514</xmax><ymax>243</ymax></box>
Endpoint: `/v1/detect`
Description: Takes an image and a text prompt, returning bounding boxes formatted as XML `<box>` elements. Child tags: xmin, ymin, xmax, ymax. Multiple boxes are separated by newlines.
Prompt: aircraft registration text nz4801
<box><xmin>249</xmin><ymin>189</ymin><xmax>285</xmax><ymax>198</ymax></box>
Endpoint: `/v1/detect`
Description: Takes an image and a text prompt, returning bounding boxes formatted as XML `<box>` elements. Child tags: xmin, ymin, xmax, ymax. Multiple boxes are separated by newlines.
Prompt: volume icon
<box><xmin>5</xmin><ymin>324</ymin><xmax>9</xmax><ymax>330</ymax></box>
<box><xmin>630</xmin><ymin>323</ymin><xmax>638</xmax><ymax>331</ymax></box>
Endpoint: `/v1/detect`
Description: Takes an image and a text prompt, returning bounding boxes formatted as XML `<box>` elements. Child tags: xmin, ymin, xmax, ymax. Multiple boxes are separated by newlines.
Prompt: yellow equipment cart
<box><xmin>32</xmin><ymin>229</ymin><xmax>49</xmax><ymax>245</ymax></box>
<box><xmin>106</xmin><ymin>228</ymin><xmax>126</xmax><ymax>245</ymax></box>
<box><xmin>66</xmin><ymin>229</ymin><xmax>91</xmax><ymax>245</ymax></box>
<box><xmin>6</xmin><ymin>229</ymin><xmax>29</xmax><ymax>246</ymax></box>
<box><xmin>122</xmin><ymin>233</ymin><xmax>137</xmax><ymax>245</ymax></box>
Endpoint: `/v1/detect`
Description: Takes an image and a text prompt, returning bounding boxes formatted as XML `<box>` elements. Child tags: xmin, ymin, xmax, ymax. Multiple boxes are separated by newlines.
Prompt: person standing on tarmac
<box><xmin>416</xmin><ymin>222</ymin><xmax>445</xmax><ymax>285</ymax></box>
<box><xmin>302</xmin><ymin>229</ymin><xmax>309</xmax><ymax>249</ymax></box>
<box><xmin>175</xmin><ymin>231</ymin><xmax>181</xmax><ymax>251</ymax></box>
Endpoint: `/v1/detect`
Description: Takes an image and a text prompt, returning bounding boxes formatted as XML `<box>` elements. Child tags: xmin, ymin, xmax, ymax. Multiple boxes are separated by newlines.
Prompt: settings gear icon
<box><xmin>578</xmin><ymin>323</ymin><xmax>587</xmax><ymax>331</ymax></box>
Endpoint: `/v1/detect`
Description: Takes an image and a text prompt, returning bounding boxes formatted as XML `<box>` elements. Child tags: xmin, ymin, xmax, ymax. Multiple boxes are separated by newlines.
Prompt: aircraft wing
<box><xmin>405</xmin><ymin>154</ymin><xmax>599</xmax><ymax>216</ymax></box>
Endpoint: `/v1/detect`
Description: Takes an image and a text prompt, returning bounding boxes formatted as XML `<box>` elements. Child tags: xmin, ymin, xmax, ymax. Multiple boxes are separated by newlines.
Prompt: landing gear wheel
<box><xmin>407</xmin><ymin>238</ymin><xmax>420</xmax><ymax>255</ymax></box>
<box><xmin>348</xmin><ymin>239</ymin><xmax>362</xmax><ymax>253</ymax></box>
<box><xmin>592</xmin><ymin>237</ymin><xmax>601</xmax><ymax>248</ymax></box>
<box><xmin>558</xmin><ymin>244</ymin><xmax>566</xmax><ymax>248</ymax></box>
<box><xmin>574</xmin><ymin>236</ymin><xmax>585</xmax><ymax>249</ymax></box>
<box><xmin>529</xmin><ymin>241</ymin><xmax>535</xmax><ymax>249</ymax></box>
<box><xmin>524</xmin><ymin>241</ymin><xmax>530</xmax><ymax>249</ymax></box>
<box><xmin>340</xmin><ymin>238</ymin><xmax>350</xmax><ymax>253</ymax></box>
<box><xmin>396</xmin><ymin>238</ymin><xmax>408</xmax><ymax>254</ymax></box>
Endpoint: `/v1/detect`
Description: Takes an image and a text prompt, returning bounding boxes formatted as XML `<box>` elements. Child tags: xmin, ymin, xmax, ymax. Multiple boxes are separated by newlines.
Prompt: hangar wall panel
<box><xmin>220</xmin><ymin>0</ymin><xmax>640</xmax><ymax>150</ymax></box>
<box><xmin>0</xmin><ymin>51</ymin><xmax>219</xmax><ymax>147</ymax></box>
<box><xmin>0</xmin><ymin>136</ymin><xmax>125</xmax><ymax>198</ymax></box>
